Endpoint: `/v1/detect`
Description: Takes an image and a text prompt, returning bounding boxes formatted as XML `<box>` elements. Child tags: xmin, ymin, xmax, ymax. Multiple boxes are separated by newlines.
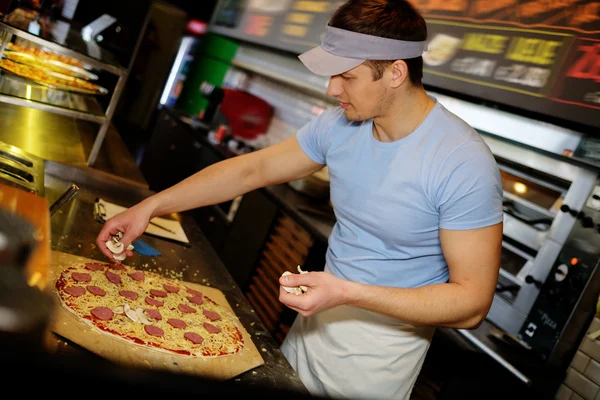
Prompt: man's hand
<box><xmin>96</xmin><ymin>202</ymin><xmax>154</xmax><ymax>263</ymax></box>
<box><xmin>278</xmin><ymin>271</ymin><xmax>348</xmax><ymax>317</ymax></box>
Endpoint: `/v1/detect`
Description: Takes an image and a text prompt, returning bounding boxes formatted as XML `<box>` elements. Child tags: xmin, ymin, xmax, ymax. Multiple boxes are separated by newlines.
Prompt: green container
<box><xmin>176</xmin><ymin>33</ymin><xmax>239</xmax><ymax>117</ymax></box>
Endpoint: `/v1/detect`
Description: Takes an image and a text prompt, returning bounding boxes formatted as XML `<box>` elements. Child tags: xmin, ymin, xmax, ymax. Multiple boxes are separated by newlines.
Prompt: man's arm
<box><xmin>143</xmin><ymin>135</ymin><xmax>324</xmax><ymax>218</ymax></box>
<box><xmin>96</xmin><ymin>135</ymin><xmax>323</xmax><ymax>260</ymax></box>
<box><xmin>280</xmin><ymin>222</ymin><xmax>503</xmax><ymax>329</ymax></box>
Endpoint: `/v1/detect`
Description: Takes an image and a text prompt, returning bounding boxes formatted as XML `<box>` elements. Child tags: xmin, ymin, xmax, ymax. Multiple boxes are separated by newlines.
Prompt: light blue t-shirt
<box><xmin>296</xmin><ymin>97</ymin><xmax>504</xmax><ymax>288</ymax></box>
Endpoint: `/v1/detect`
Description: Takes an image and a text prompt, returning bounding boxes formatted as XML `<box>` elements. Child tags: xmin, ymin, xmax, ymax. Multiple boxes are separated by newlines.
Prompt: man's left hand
<box><xmin>278</xmin><ymin>271</ymin><xmax>347</xmax><ymax>317</ymax></box>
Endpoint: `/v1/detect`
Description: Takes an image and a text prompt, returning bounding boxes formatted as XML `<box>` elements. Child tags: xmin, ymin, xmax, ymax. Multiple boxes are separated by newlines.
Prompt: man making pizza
<box><xmin>97</xmin><ymin>0</ymin><xmax>503</xmax><ymax>398</ymax></box>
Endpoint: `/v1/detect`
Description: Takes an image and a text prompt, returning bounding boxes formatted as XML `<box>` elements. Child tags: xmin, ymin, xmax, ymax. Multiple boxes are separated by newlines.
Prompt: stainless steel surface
<box><xmin>87</xmin><ymin>74</ymin><xmax>126</xmax><ymax>166</ymax></box>
<box><xmin>433</xmin><ymin>90</ymin><xmax>583</xmax><ymax>158</ymax></box>
<box><xmin>548</xmin><ymin>167</ymin><xmax>598</xmax><ymax>245</ymax></box>
<box><xmin>0</xmin><ymin>74</ymin><xmax>105</xmax><ymax>119</ymax></box>
<box><xmin>0</xmin><ymin>21</ymin><xmax>133</xmax><ymax>170</ymax></box>
<box><xmin>49</xmin><ymin>183</ymin><xmax>79</xmax><ymax>216</ymax></box>
<box><xmin>457</xmin><ymin>329</ymin><xmax>531</xmax><ymax>385</ymax></box>
<box><xmin>0</xmin><ymin>93</ymin><xmax>106</xmax><ymax>123</ymax></box>
<box><xmin>42</xmin><ymin>160</ymin><xmax>310</xmax><ymax>394</ymax></box>
<box><xmin>0</xmin><ymin>22</ymin><xmax>127</xmax><ymax>76</ymax></box>
<box><xmin>0</xmin><ymin>139</ymin><xmax>44</xmax><ymax>195</ymax></box>
<box><xmin>0</xmin><ymin>104</ymin><xmax>88</xmax><ymax>165</ymax></box>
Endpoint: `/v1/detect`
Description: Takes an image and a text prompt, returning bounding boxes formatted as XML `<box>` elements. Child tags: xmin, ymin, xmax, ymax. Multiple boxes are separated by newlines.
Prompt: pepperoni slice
<box><xmin>184</xmin><ymin>332</ymin><xmax>204</xmax><ymax>344</ymax></box>
<box><xmin>91</xmin><ymin>306</ymin><xmax>113</xmax><ymax>321</ymax></box>
<box><xmin>84</xmin><ymin>263</ymin><xmax>105</xmax><ymax>271</ymax></box>
<box><xmin>128</xmin><ymin>271</ymin><xmax>145</xmax><ymax>281</ymax></box>
<box><xmin>203</xmin><ymin>309</ymin><xmax>221</xmax><ymax>321</ymax></box>
<box><xmin>72</xmin><ymin>272</ymin><xmax>92</xmax><ymax>283</ymax></box>
<box><xmin>105</xmin><ymin>270</ymin><xmax>121</xmax><ymax>284</ymax></box>
<box><xmin>65</xmin><ymin>286</ymin><xmax>85</xmax><ymax>297</ymax></box>
<box><xmin>168</xmin><ymin>318</ymin><xmax>187</xmax><ymax>329</ymax></box>
<box><xmin>150</xmin><ymin>289</ymin><xmax>167</xmax><ymax>298</ymax></box>
<box><xmin>109</xmin><ymin>263</ymin><xmax>126</xmax><ymax>270</ymax></box>
<box><xmin>145</xmin><ymin>297</ymin><xmax>164</xmax><ymax>307</ymax></box>
<box><xmin>163</xmin><ymin>284</ymin><xmax>179</xmax><ymax>293</ymax></box>
<box><xmin>178</xmin><ymin>304</ymin><xmax>196</xmax><ymax>313</ymax></box>
<box><xmin>145</xmin><ymin>309</ymin><xmax>162</xmax><ymax>321</ymax></box>
<box><xmin>144</xmin><ymin>325</ymin><xmax>164</xmax><ymax>337</ymax></box>
<box><xmin>186</xmin><ymin>287</ymin><xmax>203</xmax><ymax>297</ymax></box>
<box><xmin>119</xmin><ymin>290</ymin><xmax>139</xmax><ymax>300</ymax></box>
<box><xmin>188</xmin><ymin>296</ymin><xmax>204</xmax><ymax>305</ymax></box>
<box><xmin>203</xmin><ymin>322</ymin><xmax>221</xmax><ymax>334</ymax></box>
<box><xmin>87</xmin><ymin>286</ymin><xmax>106</xmax><ymax>296</ymax></box>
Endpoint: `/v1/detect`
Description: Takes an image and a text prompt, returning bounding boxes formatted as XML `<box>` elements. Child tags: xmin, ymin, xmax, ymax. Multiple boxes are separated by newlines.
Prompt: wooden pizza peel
<box><xmin>46</xmin><ymin>250</ymin><xmax>264</xmax><ymax>380</ymax></box>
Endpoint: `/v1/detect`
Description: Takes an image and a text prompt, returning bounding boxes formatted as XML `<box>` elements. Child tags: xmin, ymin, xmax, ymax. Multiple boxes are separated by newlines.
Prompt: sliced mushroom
<box><xmin>127</xmin><ymin>244</ymin><xmax>134</xmax><ymax>251</ymax></box>
<box><xmin>135</xmin><ymin>308</ymin><xmax>152</xmax><ymax>325</ymax></box>
<box><xmin>297</xmin><ymin>265</ymin><xmax>308</xmax><ymax>274</ymax></box>
<box><xmin>124</xmin><ymin>304</ymin><xmax>139</xmax><ymax>323</ymax></box>
<box><xmin>113</xmin><ymin>306</ymin><xmax>124</xmax><ymax>315</ymax></box>
<box><xmin>281</xmin><ymin>271</ymin><xmax>303</xmax><ymax>295</ymax></box>
<box><xmin>113</xmin><ymin>252</ymin><xmax>126</xmax><ymax>261</ymax></box>
<box><xmin>106</xmin><ymin>240</ymin><xmax>124</xmax><ymax>254</ymax></box>
<box><xmin>296</xmin><ymin>265</ymin><xmax>308</xmax><ymax>292</ymax></box>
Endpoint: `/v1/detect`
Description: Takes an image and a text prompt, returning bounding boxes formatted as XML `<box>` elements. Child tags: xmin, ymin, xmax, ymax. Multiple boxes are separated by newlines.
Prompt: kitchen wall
<box><xmin>220</xmin><ymin>44</ymin><xmax>336</xmax><ymax>149</ymax></box>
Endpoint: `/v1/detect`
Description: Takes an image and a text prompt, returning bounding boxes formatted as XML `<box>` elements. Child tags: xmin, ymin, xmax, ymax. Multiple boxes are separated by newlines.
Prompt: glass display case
<box><xmin>0</xmin><ymin>7</ymin><xmax>141</xmax><ymax>166</ymax></box>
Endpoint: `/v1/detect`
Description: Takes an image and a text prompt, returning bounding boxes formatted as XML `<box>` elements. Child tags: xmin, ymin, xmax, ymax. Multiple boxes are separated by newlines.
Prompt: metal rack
<box><xmin>0</xmin><ymin>21</ymin><xmax>128</xmax><ymax>166</ymax></box>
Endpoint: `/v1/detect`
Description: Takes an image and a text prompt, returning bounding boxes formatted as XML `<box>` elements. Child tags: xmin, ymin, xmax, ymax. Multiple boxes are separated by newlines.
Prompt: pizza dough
<box><xmin>55</xmin><ymin>262</ymin><xmax>245</xmax><ymax>357</ymax></box>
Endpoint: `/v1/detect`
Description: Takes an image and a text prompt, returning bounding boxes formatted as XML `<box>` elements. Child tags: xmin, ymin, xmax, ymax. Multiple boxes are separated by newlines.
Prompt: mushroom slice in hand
<box><xmin>281</xmin><ymin>271</ymin><xmax>303</xmax><ymax>296</ymax></box>
<box><xmin>106</xmin><ymin>240</ymin><xmax>124</xmax><ymax>254</ymax></box>
<box><xmin>127</xmin><ymin>244</ymin><xmax>134</xmax><ymax>251</ymax></box>
<box><xmin>113</xmin><ymin>252</ymin><xmax>126</xmax><ymax>261</ymax></box>
<box><xmin>296</xmin><ymin>265</ymin><xmax>308</xmax><ymax>292</ymax></box>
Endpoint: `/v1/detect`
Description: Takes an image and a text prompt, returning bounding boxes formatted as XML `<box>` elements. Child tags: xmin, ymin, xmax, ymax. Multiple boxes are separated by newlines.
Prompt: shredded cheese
<box><xmin>56</xmin><ymin>264</ymin><xmax>244</xmax><ymax>358</ymax></box>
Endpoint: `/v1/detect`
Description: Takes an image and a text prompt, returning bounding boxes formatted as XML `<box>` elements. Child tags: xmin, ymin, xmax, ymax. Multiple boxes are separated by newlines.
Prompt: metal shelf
<box><xmin>0</xmin><ymin>22</ymin><xmax>127</xmax><ymax>76</ymax></box>
<box><xmin>0</xmin><ymin>72</ymin><xmax>106</xmax><ymax>123</ymax></box>
<box><xmin>0</xmin><ymin>22</ymin><xmax>129</xmax><ymax>166</ymax></box>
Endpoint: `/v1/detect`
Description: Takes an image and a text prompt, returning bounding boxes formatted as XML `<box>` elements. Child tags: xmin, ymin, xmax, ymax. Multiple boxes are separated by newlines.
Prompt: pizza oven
<box><xmin>435</xmin><ymin>91</ymin><xmax>600</xmax><ymax>383</ymax></box>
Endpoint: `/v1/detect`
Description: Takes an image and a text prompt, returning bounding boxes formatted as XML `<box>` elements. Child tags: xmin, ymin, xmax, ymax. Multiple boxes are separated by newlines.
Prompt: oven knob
<box><xmin>525</xmin><ymin>275</ymin><xmax>543</xmax><ymax>288</ymax></box>
<box><xmin>560</xmin><ymin>204</ymin><xmax>579</xmax><ymax>217</ymax></box>
<box><xmin>555</xmin><ymin>264</ymin><xmax>568</xmax><ymax>282</ymax></box>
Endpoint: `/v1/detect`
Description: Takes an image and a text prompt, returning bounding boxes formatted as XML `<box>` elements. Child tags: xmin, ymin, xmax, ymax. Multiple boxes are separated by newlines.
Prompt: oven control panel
<box><xmin>517</xmin><ymin>206</ymin><xmax>600</xmax><ymax>363</ymax></box>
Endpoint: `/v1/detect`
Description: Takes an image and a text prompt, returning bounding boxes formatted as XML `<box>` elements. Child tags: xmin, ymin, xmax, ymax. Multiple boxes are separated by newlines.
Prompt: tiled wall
<box><xmin>556</xmin><ymin>317</ymin><xmax>600</xmax><ymax>400</ymax></box>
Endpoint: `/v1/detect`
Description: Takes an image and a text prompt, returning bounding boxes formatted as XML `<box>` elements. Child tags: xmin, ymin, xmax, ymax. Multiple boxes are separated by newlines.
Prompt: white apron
<box><xmin>280</xmin><ymin>276</ymin><xmax>434</xmax><ymax>399</ymax></box>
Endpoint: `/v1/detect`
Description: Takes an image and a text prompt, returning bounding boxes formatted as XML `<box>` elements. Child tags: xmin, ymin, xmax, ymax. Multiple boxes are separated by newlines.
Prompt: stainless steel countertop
<box><xmin>42</xmin><ymin>160</ymin><xmax>309</xmax><ymax>395</ymax></box>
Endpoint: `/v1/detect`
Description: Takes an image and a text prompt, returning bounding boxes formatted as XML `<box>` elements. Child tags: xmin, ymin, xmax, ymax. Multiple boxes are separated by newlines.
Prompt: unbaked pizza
<box><xmin>54</xmin><ymin>261</ymin><xmax>245</xmax><ymax>357</ymax></box>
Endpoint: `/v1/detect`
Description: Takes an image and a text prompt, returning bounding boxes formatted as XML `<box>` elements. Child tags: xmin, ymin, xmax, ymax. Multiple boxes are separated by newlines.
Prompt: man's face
<box><xmin>326</xmin><ymin>64</ymin><xmax>391</xmax><ymax>121</ymax></box>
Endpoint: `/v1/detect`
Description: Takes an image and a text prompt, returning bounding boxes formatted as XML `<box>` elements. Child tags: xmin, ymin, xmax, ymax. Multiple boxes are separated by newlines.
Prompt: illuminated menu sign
<box><xmin>209</xmin><ymin>0</ymin><xmax>600</xmax><ymax>131</ymax></box>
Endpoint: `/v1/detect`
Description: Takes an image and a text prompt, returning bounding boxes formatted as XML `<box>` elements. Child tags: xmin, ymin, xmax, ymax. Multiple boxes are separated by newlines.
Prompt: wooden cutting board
<box><xmin>46</xmin><ymin>251</ymin><xmax>264</xmax><ymax>380</ymax></box>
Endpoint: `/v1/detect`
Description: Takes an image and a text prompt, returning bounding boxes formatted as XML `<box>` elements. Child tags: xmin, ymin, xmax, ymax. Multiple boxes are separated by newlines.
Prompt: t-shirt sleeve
<box><xmin>436</xmin><ymin>140</ymin><xmax>504</xmax><ymax>230</ymax></box>
<box><xmin>295</xmin><ymin>109</ymin><xmax>335</xmax><ymax>165</ymax></box>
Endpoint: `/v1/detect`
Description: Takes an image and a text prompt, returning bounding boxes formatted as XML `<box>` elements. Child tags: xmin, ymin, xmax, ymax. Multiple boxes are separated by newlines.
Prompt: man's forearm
<box><xmin>141</xmin><ymin>153</ymin><xmax>260</xmax><ymax>218</ymax></box>
<box><xmin>343</xmin><ymin>280</ymin><xmax>491</xmax><ymax>329</ymax></box>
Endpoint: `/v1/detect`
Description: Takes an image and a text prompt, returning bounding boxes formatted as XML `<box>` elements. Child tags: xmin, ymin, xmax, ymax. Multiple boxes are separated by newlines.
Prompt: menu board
<box><xmin>209</xmin><ymin>0</ymin><xmax>600</xmax><ymax>131</ymax></box>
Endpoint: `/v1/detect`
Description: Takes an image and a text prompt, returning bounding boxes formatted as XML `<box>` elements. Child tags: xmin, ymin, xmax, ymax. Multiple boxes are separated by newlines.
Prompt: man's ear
<box><xmin>390</xmin><ymin>60</ymin><xmax>409</xmax><ymax>88</ymax></box>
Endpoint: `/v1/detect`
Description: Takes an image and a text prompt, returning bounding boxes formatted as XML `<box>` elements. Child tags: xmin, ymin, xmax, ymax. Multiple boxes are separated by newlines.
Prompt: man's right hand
<box><xmin>96</xmin><ymin>202</ymin><xmax>154</xmax><ymax>263</ymax></box>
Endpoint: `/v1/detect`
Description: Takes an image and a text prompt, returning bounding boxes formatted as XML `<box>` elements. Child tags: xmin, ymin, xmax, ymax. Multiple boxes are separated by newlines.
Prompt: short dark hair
<box><xmin>329</xmin><ymin>0</ymin><xmax>427</xmax><ymax>86</ymax></box>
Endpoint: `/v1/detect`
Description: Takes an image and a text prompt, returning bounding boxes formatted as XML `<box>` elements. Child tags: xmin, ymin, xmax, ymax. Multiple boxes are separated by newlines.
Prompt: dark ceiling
<box><xmin>163</xmin><ymin>0</ymin><xmax>219</xmax><ymax>22</ymax></box>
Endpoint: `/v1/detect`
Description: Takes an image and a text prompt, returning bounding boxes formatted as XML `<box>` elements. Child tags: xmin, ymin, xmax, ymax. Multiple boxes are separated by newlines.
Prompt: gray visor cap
<box><xmin>299</xmin><ymin>26</ymin><xmax>427</xmax><ymax>76</ymax></box>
